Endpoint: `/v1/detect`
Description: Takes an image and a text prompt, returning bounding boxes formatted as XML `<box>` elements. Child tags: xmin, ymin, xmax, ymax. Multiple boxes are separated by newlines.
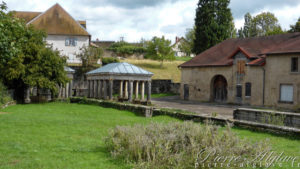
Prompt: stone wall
<box><xmin>152</xmin><ymin>79</ymin><xmax>180</xmax><ymax>94</ymax></box>
<box><xmin>234</xmin><ymin>108</ymin><xmax>300</xmax><ymax>129</ymax></box>
<box><xmin>70</xmin><ymin>97</ymin><xmax>300</xmax><ymax>136</ymax></box>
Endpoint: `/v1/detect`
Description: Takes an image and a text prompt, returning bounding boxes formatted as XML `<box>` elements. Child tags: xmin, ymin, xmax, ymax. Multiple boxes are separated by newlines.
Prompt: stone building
<box><xmin>179</xmin><ymin>33</ymin><xmax>300</xmax><ymax>109</ymax></box>
<box><xmin>86</xmin><ymin>62</ymin><xmax>153</xmax><ymax>103</ymax></box>
<box><xmin>14</xmin><ymin>3</ymin><xmax>91</xmax><ymax>64</ymax></box>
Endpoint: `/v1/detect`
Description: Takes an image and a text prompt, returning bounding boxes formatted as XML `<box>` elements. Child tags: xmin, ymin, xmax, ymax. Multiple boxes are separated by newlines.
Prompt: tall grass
<box><xmin>105</xmin><ymin>121</ymin><xmax>270</xmax><ymax>169</ymax></box>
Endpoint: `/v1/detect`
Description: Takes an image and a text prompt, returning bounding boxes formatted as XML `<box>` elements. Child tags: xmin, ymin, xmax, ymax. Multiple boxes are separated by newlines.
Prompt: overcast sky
<box><xmin>5</xmin><ymin>0</ymin><xmax>300</xmax><ymax>43</ymax></box>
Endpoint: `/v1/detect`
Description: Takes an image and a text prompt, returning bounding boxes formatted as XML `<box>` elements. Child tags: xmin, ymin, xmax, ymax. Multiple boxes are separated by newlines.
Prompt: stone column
<box><xmin>135</xmin><ymin>81</ymin><xmax>139</xmax><ymax>100</ymax></box>
<box><xmin>24</xmin><ymin>87</ymin><xmax>31</xmax><ymax>103</ymax></box>
<box><xmin>147</xmin><ymin>81</ymin><xmax>151</xmax><ymax>102</ymax></box>
<box><xmin>129</xmin><ymin>80</ymin><xmax>133</xmax><ymax>102</ymax></box>
<box><xmin>120</xmin><ymin>80</ymin><xmax>123</xmax><ymax>98</ymax></box>
<box><xmin>87</xmin><ymin>80</ymin><xmax>90</xmax><ymax>98</ymax></box>
<box><xmin>103</xmin><ymin>80</ymin><xmax>107</xmax><ymax>100</ymax></box>
<box><xmin>69</xmin><ymin>81</ymin><xmax>73</xmax><ymax>97</ymax></box>
<box><xmin>109</xmin><ymin>79</ymin><xmax>113</xmax><ymax>100</ymax></box>
<box><xmin>98</xmin><ymin>80</ymin><xmax>102</xmax><ymax>99</ymax></box>
<box><xmin>90</xmin><ymin>80</ymin><xmax>94</xmax><ymax>98</ymax></box>
<box><xmin>94</xmin><ymin>80</ymin><xmax>98</xmax><ymax>98</ymax></box>
<box><xmin>141</xmin><ymin>81</ymin><xmax>145</xmax><ymax>101</ymax></box>
<box><xmin>65</xmin><ymin>83</ymin><xmax>69</xmax><ymax>98</ymax></box>
<box><xmin>124</xmin><ymin>81</ymin><xmax>128</xmax><ymax>99</ymax></box>
<box><xmin>62</xmin><ymin>86</ymin><xmax>66</xmax><ymax>98</ymax></box>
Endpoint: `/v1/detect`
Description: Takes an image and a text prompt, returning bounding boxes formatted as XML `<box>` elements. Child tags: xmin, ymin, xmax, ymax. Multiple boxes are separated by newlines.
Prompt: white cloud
<box><xmin>5</xmin><ymin>0</ymin><xmax>300</xmax><ymax>43</ymax></box>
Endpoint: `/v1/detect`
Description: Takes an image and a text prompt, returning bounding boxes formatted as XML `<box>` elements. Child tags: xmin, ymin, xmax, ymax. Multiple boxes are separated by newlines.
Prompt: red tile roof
<box><xmin>179</xmin><ymin>32</ymin><xmax>300</xmax><ymax>68</ymax></box>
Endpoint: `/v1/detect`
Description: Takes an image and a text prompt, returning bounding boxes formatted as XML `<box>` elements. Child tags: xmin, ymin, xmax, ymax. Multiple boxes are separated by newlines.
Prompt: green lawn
<box><xmin>0</xmin><ymin>103</ymin><xmax>300</xmax><ymax>169</ymax></box>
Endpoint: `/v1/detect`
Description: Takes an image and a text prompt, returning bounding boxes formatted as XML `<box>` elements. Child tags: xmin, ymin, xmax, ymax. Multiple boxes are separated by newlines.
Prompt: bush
<box><xmin>0</xmin><ymin>82</ymin><xmax>12</xmax><ymax>107</ymax></box>
<box><xmin>105</xmin><ymin>122</ymin><xmax>270</xmax><ymax>169</ymax></box>
<box><xmin>102</xmin><ymin>57</ymin><xmax>120</xmax><ymax>66</ymax></box>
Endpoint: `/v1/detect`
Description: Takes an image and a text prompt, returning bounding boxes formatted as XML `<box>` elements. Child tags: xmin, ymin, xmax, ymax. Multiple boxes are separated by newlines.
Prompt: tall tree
<box><xmin>238</xmin><ymin>12</ymin><xmax>283</xmax><ymax>38</ymax></box>
<box><xmin>289</xmin><ymin>17</ymin><xmax>300</xmax><ymax>33</ymax></box>
<box><xmin>193</xmin><ymin>0</ymin><xmax>234</xmax><ymax>55</ymax></box>
<box><xmin>145</xmin><ymin>36</ymin><xmax>175</xmax><ymax>67</ymax></box>
<box><xmin>0</xmin><ymin>2</ymin><xmax>68</xmax><ymax>101</ymax></box>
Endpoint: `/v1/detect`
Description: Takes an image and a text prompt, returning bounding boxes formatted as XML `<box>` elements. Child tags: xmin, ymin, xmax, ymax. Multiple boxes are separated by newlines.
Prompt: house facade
<box><xmin>14</xmin><ymin>3</ymin><xmax>91</xmax><ymax>64</ymax></box>
<box><xmin>179</xmin><ymin>33</ymin><xmax>300</xmax><ymax>109</ymax></box>
<box><xmin>172</xmin><ymin>37</ymin><xmax>195</xmax><ymax>57</ymax></box>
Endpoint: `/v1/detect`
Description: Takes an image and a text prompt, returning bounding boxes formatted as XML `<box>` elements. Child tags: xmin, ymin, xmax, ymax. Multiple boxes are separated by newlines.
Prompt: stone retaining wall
<box><xmin>234</xmin><ymin>108</ymin><xmax>300</xmax><ymax>129</ymax></box>
<box><xmin>70</xmin><ymin>97</ymin><xmax>300</xmax><ymax>136</ymax></box>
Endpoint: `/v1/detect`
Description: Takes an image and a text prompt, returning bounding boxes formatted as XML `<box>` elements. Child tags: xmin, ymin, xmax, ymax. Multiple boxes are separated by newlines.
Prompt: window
<box><xmin>236</xmin><ymin>85</ymin><xmax>242</xmax><ymax>98</ymax></box>
<box><xmin>65</xmin><ymin>37</ymin><xmax>77</xmax><ymax>46</ymax></box>
<box><xmin>245</xmin><ymin>82</ymin><xmax>251</xmax><ymax>97</ymax></box>
<box><xmin>280</xmin><ymin>84</ymin><xmax>293</xmax><ymax>103</ymax></box>
<box><xmin>291</xmin><ymin>57</ymin><xmax>298</xmax><ymax>72</ymax></box>
<box><xmin>237</xmin><ymin>60</ymin><xmax>246</xmax><ymax>74</ymax></box>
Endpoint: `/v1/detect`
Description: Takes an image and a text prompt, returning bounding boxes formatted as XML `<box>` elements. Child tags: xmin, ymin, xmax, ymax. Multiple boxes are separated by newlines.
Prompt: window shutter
<box><xmin>280</xmin><ymin>85</ymin><xmax>293</xmax><ymax>102</ymax></box>
<box><xmin>65</xmin><ymin>38</ymin><xmax>69</xmax><ymax>46</ymax></box>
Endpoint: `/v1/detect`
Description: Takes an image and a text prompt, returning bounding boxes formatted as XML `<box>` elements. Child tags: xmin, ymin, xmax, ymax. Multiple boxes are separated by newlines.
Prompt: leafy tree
<box><xmin>289</xmin><ymin>17</ymin><xmax>300</xmax><ymax>33</ymax></box>
<box><xmin>238</xmin><ymin>12</ymin><xmax>283</xmax><ymax>38</ymax></box>
<box><xmin>77</xmin><ymin>45</ymin><xmax>103</xmax><ymax>73</ymax></box>
<box><xmin>193</xmin><ymin>0</ymin><xmax>234</xmax><ymax>55</ymax></box>
<box><xmin>178</xmin><ymin>28</ymin><xmax>195</xmax><ymax>57</ymax></box>
<box><xmin>0</xmin><ymin>2</ymin><xmax>68</xmax><ymax>101</ymax></box>
<box><xmin>108</xmin><ymin>41</ymin><xmax>146</xmax><ymax>57</ymax></box>
<box><xmin>145</xmin><ymin>36</ymin><xmax>175</xmax><ymax>67</ymax></box>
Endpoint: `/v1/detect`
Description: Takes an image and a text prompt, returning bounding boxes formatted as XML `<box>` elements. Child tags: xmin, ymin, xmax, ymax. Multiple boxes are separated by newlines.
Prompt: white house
<box><xmin>14</xmin><ymin>3</ymin><xmax>91</xmax><ymax>64</ymax></box>
<box><xmin>172</xmin><ymin>37</ymin><xmax>195</xmax><ymax>57</ymax></box>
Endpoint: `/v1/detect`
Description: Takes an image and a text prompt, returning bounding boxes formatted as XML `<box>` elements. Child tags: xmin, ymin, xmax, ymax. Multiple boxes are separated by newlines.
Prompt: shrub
<box><xmin>102</xmin><ymin>57</ymin><xmax>120</xmax><ymax>66</ymax></box>
<box><xmin>105</xmin><ymin>122</ymin><xmax>270</xmax><ymax>169</ymax></box>
<box><xmin>0</xmin><ymin>82</ymin><xmax>12</xmax><ymax>107</ymax></box>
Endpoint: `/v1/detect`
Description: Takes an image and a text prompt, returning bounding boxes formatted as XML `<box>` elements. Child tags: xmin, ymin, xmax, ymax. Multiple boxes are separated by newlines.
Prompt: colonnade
<box><xmin>87</xmin><ymin>79</ymin><xmax>151</xmax><ymax>102</ymax></box>
<box><xmin>58</xmin><ymin>82</ymin><xmax>73</xmax><ymax>98</ymax></box>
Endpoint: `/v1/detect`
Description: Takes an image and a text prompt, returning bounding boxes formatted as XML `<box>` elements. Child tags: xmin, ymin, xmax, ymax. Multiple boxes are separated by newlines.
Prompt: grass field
<box><xmin>124</xmin><ymin>59</ymin><xmax>184</xmax><ymax>83</ymax></box>
<box><xmin>0</xmin><ymin>103</ymin><xmax>300</xmax><ymax>169</ymax></box>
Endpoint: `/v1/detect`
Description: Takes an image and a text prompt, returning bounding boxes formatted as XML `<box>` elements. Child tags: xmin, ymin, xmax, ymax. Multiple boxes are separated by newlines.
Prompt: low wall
<box><xmin>151</xmin><ymin>79</ymin><xmax>180</xmax><ymax>94</ymax></box>
<box><xmin>234</xmin><ymin>108</ymin><xmax>300</xmax><ymax>129</ymax></box>
<box><xmin>70</xmin><ymin>97</ymin><xmax>300</xmax><ymax>136</ymax></box>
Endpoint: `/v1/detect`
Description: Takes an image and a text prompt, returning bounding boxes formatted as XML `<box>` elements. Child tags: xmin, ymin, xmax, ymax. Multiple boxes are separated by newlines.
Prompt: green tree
<box><xmin>178</xmin><ymin>28</ymin><xmax>195</xmax><ymax>57</ymax></box>
<box><xmin>289</xmin><ymin>17</ymin><xmax>300</xmax><ymax>32</ymax></box>
<box><xmin>145</xmin><ymin>36</ymin><xmax>175</xmax><ymax>67</ymax></box>
<box><xmin>77</xmin><ymin>45</ymin><xmax>103</xmax><ymax>74</ymax></box>
<box><xmin>0</xmin><ymin>2</ymin><xmax>68</xmax><ymax>101</ymax></box>
<box><xmin>238</xmin><ymin>12</ymin><xmax>283</xmax><ymax>38</ymax></box>
<box><xmin>193</xmin><ymin>0</ymin><xmax>234</xmax><ymax>55</ymax></box>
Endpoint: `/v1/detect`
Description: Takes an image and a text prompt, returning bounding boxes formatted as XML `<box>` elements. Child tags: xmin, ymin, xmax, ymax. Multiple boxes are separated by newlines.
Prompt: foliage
<box><xmin>238</xmin><ymin>12</ymin><xmax>284</xmax><ymax>38</ymax></box>
<box><xmin>0</xmin><ymin>81</ymin><xmax>12</xmax><ymax>107</ymax></box>
<box><xmin>102</xmin><ymin>57</ymin><xmax>120</xmax><ymax>66</ymax></box>
<box><xmin>193</xmin><ymin>0</ymin><xmax>235</xmax><ymax>55</ymax></box>
<box><xmin>108</xmin><ymin>41</ymin><xmax>146</xmax><ymax>57</ymax></box>
<box><xmin>77</xmin><ymin>45</ymin><xmax>103</xmax><ymax>73</ymax></box>
<box><xmin>145</xmin><ymin>36</ymin><xmax>175</xmax><ymax>67</ymax></box>
<box><xmin>289</xmin><ymin>17</ymin><xmax>300</xmax><ymax>33</ymax></box>
<box><xmin>178</xmin><ymin>28</ymin><xmax>195</xmax><ymax>57</ymax></box>
<box><xmin>106</xmin><ymin>121</ymin><xmax>270</xmax><ymax>169</ymax></box>
<box><xmin>0</xmin><ymin>2</ymin><xmax>68</xmax><ymax>100</ymax></box>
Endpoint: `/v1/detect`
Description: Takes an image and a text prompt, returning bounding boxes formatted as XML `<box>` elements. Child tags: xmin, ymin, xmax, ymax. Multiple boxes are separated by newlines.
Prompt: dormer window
<box><xmin>65</xmin><ymin>37</ymin><xmax>77</xmax><ymax>46</ymax></box>
<box><xmin>291</xmin><ymin>57</ymin><xmax>298</xmax><ymax>72</ymax></box>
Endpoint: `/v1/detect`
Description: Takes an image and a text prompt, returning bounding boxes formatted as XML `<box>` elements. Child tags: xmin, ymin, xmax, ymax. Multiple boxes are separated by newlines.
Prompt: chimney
<box><xmin>176</xmin><ymin>36</ymin><xmax>179</xmax><ymax>43</ymax></box>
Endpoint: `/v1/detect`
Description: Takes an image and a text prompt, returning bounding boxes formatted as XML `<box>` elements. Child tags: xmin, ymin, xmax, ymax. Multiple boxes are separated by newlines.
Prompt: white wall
<box><xmin>46</xmin><ymin>35</ymin><xmax>90</xmax><ymax>64</ymax></box>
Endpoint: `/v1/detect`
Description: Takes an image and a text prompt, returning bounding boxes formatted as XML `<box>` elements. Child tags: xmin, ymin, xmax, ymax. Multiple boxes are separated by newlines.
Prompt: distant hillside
<box><xmin>123</xmin><ymin>59</ymin><xmax>184</xmax><ymax>83</ymax></box>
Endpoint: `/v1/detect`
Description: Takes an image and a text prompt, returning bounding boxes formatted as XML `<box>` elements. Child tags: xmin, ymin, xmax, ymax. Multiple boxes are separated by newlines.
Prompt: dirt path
<box><xmin>152</xmin><ymin>96</ymin><xmax>239</xmax><ymax>119</ymax></box>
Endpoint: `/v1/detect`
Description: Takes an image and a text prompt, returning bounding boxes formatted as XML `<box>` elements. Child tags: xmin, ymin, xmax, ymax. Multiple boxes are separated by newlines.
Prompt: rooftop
<box><xmin>86</xmin><ymin>62</ymin><xmax>153</xmax><ymax>76</ymax></box>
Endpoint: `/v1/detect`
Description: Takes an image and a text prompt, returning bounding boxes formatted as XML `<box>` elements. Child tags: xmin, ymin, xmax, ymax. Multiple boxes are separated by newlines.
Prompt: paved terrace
<box><xmin>152</xmin><ymin>96</ymin><xmax>240</xmax><ymax>119</ymax></box>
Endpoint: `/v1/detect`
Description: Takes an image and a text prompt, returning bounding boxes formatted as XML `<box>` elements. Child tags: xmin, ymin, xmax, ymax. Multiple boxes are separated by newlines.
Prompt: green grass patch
<box><xmin>124</xmin><ymin>59</ymin><xmax>184</xmax><ymax>83</ymax></box>
<box><xmin>0</xmin><ymin>103</ymin><xmax>300</xmax><ymax>169</ymax></box>
<box><xmin>175</xmin><ymin>56</ymin><xmax>192</xmax><ymax>61</ymax></box>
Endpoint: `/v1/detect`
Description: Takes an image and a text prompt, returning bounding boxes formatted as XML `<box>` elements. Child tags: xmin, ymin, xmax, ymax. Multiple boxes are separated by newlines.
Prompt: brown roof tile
<box><xmin>180</xmin><ymin>32</ymin><xmax>300</xmax><ymax>68</ymax></box>
<box><xmin>13</xmin><ymin>11</ymin><xmax>42</xmax><ymax>23</ymax></box>
<box><xmin>15</xmin><ymin>3</ymin><xmax>90</xmax><ymax>36</ymax></box>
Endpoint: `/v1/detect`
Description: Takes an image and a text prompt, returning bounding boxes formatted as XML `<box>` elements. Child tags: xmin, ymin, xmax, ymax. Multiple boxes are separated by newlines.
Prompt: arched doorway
<box><xmin>211</xmin><ymin>75</ymin><xmax>228</xmax><ymax>102</ymax></box>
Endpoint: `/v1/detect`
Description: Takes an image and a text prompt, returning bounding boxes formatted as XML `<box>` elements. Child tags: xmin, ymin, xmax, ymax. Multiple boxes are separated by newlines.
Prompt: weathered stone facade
<box><xmin>180</xmin><ymin>52</ymin><xmax>300</xmax><ymax>109</ymax></box>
